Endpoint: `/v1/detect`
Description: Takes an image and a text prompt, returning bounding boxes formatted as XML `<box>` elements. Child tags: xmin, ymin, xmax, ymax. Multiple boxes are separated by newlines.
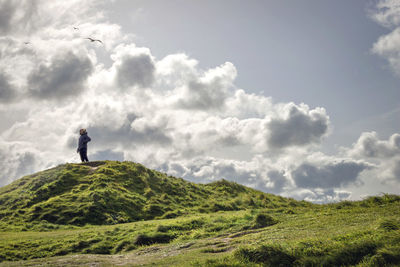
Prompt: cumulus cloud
<box><xmin>86</xmin><ymin>115</ymin><xmax>172</xmax><ymax>151</ymax></box>
<box><xmin>267</xmin><ymin>103</ymin><xmax>329</xmax><ymax>149</ymax></box>
<box><xmin>366</xmin><ymin>0</ymin><xmax>400</xmax><ymax>184</ymax></box>
<box><xmin>347</xmin><ymin>131</ymin><xmax>400</xmax><ymax>158</ymax></box>
<box><xmin>0</xmin><ymin>0</ymin><xmax>108</xmax><ymax>38</ymax></box>
<box><xmin>0</xmin><ymin>140</ymin><xmax>39</xmax><ymax>187</ymax></box>
<box><xmin>290</xmin><ymin>188</ymin><xmax>352</xmax><ymax>204</ymax></box>
<box><xmin>265</xmin><ymin>170</ymin><xmax>288</xmax><ymax>193</ymax></box>
<box><xmin>345</xmin><ymin>132</ymin><xmax>400</xmax><ymax>183</ymax></box>
<box><xmin>90</xmin><ymin>149</ymin><xmax>124</xmax><ymax>162</ymax></box>
<box><xmin>390</xmin><ymin>158</ymin><xmax>400</xmax><ymax>181</ymax></box>
<box><xmin>369</xmin><ymin>0</ymin><xmax>400</xmax><ymax>28</ymax></box>
<box><xmin>371</xmin><ymin>0</ymin><xmax>400</xmax><ymax>75</ymax></box>
<box><xmin>156</xmin><ymin>156</ymin><xmax>291</xmax><ymax>194</ymax></box>
<box><xmin>0</xmin><ymin>0</ymin><xmax>38</xmax><ymax>36</ymax></box>
<box><xmin>225</xmin><ymin>89</ymin><xmax>273</xmax><ymax>119</ymax></box>
<box><xmin>155</xmin><ymin>53</ymin><xmax>198</xmax><ymax>89</ymax></box>
<box><xmin>378</xmin><ymin>157</ymin><xmax>400</xmax><ymax>182</ymax></box>
<box><xmin>113</xmin><ymin>44</ymin><xmax>155</xmax><ymax>89</ymax></box>
<box><xmin>27</xmin><ymin>52</ymin><xmax>93</xmax><ymax>100</ymax></box>
<box><xmin>0</xmin><ymin>72</ymin><xmax>16</xmax><ymax>102</ymax></box>
<box><xmin>372</xmin><ymin>28</ymin><xmax>400</xmax><ymax>74</ymax></box>
<box><xmin>292</xmin><ymin>160</ymin><xmax>369</xmax><ymax>189</ymax></box>
<box><xmin>176</xmin><ymin>62</ymin><xmax>237</xmax><ymax>110</ymax></box>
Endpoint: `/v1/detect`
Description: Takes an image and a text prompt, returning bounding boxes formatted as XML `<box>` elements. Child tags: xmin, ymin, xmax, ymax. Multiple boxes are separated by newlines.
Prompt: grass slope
<box><xmin>0</xmin><ymin>161</ymin><xmax>399</xmax><ymax>266</ymax></box>
<box><xmin>0</xmin><ymin>161</ymin><xmax>304</xmax><ymax>228</ymax></box>
<box><xmin>0</xmin><ymin>195</ymin><xmax>399</xmax><ymax>266</ymax></box>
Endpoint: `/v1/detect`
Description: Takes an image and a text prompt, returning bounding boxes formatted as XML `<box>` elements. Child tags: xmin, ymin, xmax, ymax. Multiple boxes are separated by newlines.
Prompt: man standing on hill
<box><xmin>77</xmin><ymin>128</ymin><xmax>91</xmax><ymax>162</ymax></box>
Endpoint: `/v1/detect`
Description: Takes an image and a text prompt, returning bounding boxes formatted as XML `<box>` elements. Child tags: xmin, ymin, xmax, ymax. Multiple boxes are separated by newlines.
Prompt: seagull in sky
<box><xmin>24</xmin><ymin>41</ymin><xmax>30</xmax><ymax>45</ymax></box>
<box><xmin>73</xmin><ymin>26</ymin><xmax>79</xmax><ymax>30</ymax></box>
<box><xmin>85</xmin><ymin>37</ymin><xmax>103</xmax><ymax>44</ymax></box>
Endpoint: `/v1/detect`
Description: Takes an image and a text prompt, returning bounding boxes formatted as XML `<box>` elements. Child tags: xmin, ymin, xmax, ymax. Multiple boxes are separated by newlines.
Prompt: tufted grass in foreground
<box><xmin>0</xmin><ymin>195</ymin><xmax>399</xmax><ymax>266</ymax></box>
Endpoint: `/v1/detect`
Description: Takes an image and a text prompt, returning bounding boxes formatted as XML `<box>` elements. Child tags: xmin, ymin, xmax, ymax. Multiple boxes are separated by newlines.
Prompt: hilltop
<box><xmin>0</xmin><ymin>161</ymin><xmax>306</xmax><ymax>227</ymax></box>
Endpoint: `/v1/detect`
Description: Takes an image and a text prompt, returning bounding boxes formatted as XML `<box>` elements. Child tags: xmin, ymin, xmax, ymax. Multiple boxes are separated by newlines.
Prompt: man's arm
<box><xmin>77</xmin><ymin>136</ymin><xmax>82</xmax><ymax>152</ymax></box>
<box><xmin>84</xmin><ymin>135</ymin><xmax>91</xmax><ymax>143</ymax></box>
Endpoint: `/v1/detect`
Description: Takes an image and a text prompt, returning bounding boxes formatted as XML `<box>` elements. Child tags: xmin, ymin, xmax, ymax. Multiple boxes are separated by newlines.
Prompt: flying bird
<box><xmin>85</xmin><ymin>37</ymin><xmax>103</xmax><ymax>44</ymax></box>
<box><xmin>24</xmin><ymin>41</ymin><xmax>30</xmax><ymax>45</ymax></box>
<box><xmin>73</xmin><ymin>26</ymin><xmax>79</xmax><ymax>30</ymax></box>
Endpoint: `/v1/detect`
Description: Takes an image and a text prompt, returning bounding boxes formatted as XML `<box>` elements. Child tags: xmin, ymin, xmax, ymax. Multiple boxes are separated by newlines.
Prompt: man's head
<box><xmin>79</xmin><ymin>128</ymin><xmax>87</xmax><ymax>135</ymax></box>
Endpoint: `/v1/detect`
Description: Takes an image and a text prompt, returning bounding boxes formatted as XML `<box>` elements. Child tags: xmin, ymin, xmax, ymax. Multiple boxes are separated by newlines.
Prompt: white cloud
<box><xmin>112</xmin><ymin>44</ymin><xmax>155</xmax><ymax>89</ymax></box>
<box><xmin>372</xmin><ymin>28</ymin><xmax>400</xmax><ymax>75</ymax></box>
<box><xmin>0</xmin><ymin>72</ymin><xmax>16</xmax><ymax>102</ymax></box>
<box><xmin>155</xmin><ymin>53</ymin><xmax>199</xmax><ymax>90</ymax></box>
<box><xmin>225</xmin><ymin>89</ymin><xmax>273</xmax><ymax>119</ymax></box>
<box><xmin>369</xmin><ymin>0</ymin><xmax>400</xmax><ymax>28</ymax></box>
<box><xmin>371</xmin><ymin>0</ymin><xmax>400</xmax><ymax>75</ymax></box>
<box><xmin>345</xmin><ymin>132</ymin><xmax>400</xmax><ymax>183</ymax></box>
<box><xmin>380</xmin><ymin>156</ymin><xmax>400</xmax><ymax>182</ymax></box>
<box><xmin>291</xmin><ymin>160</ymin><xmax>369</xmax><ymax>189</ymax></box>
<box><xmin>28</xmin><ymin>51</ymin><xmax>93</xmax><ymax>100</ymax></box>
<box><xmin>155</xmin><ymin>155</ymin><xmax>292</xmax><ymax>195</ymax></box>
<box><xmin>0</xmin><ymin>0</ymin><xmax>39</xmax><ymax>36</ymax></box>
<box><xmin>347</xmin><ymin>131</ymin><xmax>400</xmax><ymax>159</ymax></box>
<box><xmin>266</xmin><ymin>103</ymin><xmax>329</xmax><ymax>150</ymax></box>
<box><xmin>288</xmin><ymin>188</ymin><xmax>352</xmax><ymax>204</ymax></box>
<box><xmin>175</xmin><ymin>62</ymin><xmax>237</xmax><ymax>111</ymax></box>
<box><xmin>0</xmin><ymin>139</ymin><xmax>40</xmax><ymax>186</ymax></box>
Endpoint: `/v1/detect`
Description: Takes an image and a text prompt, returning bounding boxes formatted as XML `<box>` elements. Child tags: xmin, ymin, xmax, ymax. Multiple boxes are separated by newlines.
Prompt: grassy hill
<box><xmin>0</xmin><ymin>161</ymin><xmax>305</xmax><ymax>228</ymax></box>
<box><xmin>0</xmin><ymin>161</ymin><xmax>399</xmax><ymax>266</ymax></box>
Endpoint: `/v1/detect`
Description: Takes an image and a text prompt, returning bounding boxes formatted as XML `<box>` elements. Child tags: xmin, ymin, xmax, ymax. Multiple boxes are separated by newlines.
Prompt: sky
<box><xmin>0</xmin><ymin>0</ymin><xmax>399</xmax><ymax>203</ymax></box>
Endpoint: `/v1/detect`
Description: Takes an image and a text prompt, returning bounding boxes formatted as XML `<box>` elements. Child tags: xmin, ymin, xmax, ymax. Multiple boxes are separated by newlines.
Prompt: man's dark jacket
<box><xmin>78</xmin><ymin>133</ymin><xmax>91</xmax><ymax>151</ymax></box>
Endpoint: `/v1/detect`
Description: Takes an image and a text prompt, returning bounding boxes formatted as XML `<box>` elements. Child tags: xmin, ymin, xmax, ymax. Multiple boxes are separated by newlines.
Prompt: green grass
<box><xmin>0</xmin><ymin>197</ymin><xmax>399</xmax><ymax>266</ymax></box>
<box><xmin>0</xmin><ymin>161</ymin><xmax>304</xmax><ymax>228</ymax></box>
<box><xmin>0</xmin><ymin>161</ymin><xmax>399</xmax><ymax>266</ymax></box>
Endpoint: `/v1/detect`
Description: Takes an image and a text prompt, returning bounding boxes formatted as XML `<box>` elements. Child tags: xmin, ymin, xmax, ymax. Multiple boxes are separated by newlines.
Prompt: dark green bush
<box><xmin>369</xmin><ymin>246</ymin><xmax>400</xmax><ymax>266</ymax></box>
<box><xmin>322</xmin><ymin>240</ymin><xmax>378</xmax><ymax>266</ymax></box>
<box><xmin>134</xmin><ymin>233</ymin><xmax>176</xmax><ymax>246</ymax></box>
<box><xmin>156</xmin><ymin>224</ymin><xmax>173</xmax><ymax>232</ymax></box>
<box><xmin>235</xmin><ymin>245</ymin><xmax>296</xmax><ymax>266</ymax></box>
<box><xmin>379</xmin><ymin>219</ymin><xmax>399</xmax><ymax>231</ymax></box>
<box><xmin>143</xmin><ymin>204</ymin><xmax>165</xmax><ymax>218</ymax></box>
<box><xmin>253</xmin><ymin>213</ymin><xmax>277</xmax><ymax>229</ymax></box>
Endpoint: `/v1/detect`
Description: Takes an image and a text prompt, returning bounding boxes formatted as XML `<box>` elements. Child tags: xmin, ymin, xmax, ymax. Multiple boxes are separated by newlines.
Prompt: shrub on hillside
<box><xmin>379</xmin><ymin>219</ymin><xmax>399</xmax><ymax>231</ymax></box>
<box><xmin>321</xmin><ymin>240</ymin><xmax>378</xmax><ymax>266</ymax></box>
<box><xmin>234</xmin><ymin>245</ymin><xmax>296</xmax><ymax>266</ymax></box>
<box><xmin>143</xmin><ymin>204</ymin><xmax>165</xmax><ymax>218</ymax></box>
<box><xmin>368</xmin><ymin>246</ymin><xmax>400</xmax><ymax>266</ymax></box>
<box><xmin>253</xmin><ymin>213</ymin><xmax>277</xmax><ymax>229</ymax></box>
<box><xmin>134</xmin><ymin>233</ymin><xmax>176</xmax><ymax>246</ymax></box>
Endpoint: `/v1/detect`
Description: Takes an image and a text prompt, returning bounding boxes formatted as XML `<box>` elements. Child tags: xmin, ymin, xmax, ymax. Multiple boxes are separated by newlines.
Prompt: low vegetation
<box><xmin>0</xmin><ymin>161</ymin><xmax>303</xmax><ymax>228</ymax></box>
<box><xmin>0</xmin><ymin>161</ymin><xmax>399</xmax><ymax>266</ymax></box>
